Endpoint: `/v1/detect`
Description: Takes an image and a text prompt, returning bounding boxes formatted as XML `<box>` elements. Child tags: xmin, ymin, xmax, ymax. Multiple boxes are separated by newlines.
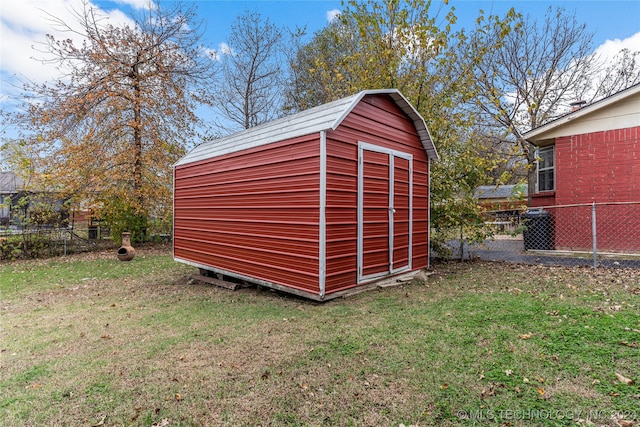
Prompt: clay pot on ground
<box><xmin>117</xmin><ymin>232</ymin><xmax>136</xmax><ymax>261</ymax></box>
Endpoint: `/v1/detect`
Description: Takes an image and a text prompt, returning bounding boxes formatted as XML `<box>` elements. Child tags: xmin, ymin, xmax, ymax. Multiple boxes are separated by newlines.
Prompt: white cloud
<box><xmin>326</xmin><ymin>9</ymin><xmax>340</xmax><ymax>22</ymax></box>
<box><xmin>586</xmin><ymin>31</ymin><xmax>640</xmax><ymax>100</ymax></box>
<box><xmin>200</xmin><ymin>43</ymin><xmax>233</xmax><ymax>62</ymax></box>
<box><xmin>111</xmin><ymin>0</ymin><xmax>152</xmax><ymax>10</ymax></box>
<box><xmin>593</xmin><ymin>31</ymin><xmax>640</xmax><ymax>61</ymax></box>
<box><xmin>218</xmin><ymin>42</ymin><xmax>233</xmax><ymax>56</ymax></box>
<box><xmin>0</xmin><ymin>0</ymin><xmax>136</xmax><ymax>88</ymax></box>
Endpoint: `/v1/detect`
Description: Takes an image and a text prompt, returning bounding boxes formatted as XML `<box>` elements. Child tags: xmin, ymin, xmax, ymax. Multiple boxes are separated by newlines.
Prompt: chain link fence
<box><xmin>438</xmin><ymin>202</ymin><xmax>640</xmax><ymax>269</ymax></box>
<box><xmin>0</xmin><ymin>226</ymin><xmax>112</xmax><ymax>261</ymax></box>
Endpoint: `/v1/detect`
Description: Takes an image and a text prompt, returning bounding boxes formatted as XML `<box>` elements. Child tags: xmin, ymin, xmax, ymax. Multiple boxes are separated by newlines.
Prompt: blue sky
<box><xmin>166</xmin><ymin>0</ymin><xmax>640</xmax><ymax>50</ymax></box>
<box><xmin>1</xmin><ymin>0</ymin><xmax>639</xmax><ymax>110</ymax></box>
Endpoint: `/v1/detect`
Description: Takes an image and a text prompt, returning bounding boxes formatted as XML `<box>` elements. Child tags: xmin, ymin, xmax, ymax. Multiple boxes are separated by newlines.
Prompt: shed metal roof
<box><xmin>176</xmin><ymin>89</ymin><xmax>438</xmax><ymax>167</ymax></box>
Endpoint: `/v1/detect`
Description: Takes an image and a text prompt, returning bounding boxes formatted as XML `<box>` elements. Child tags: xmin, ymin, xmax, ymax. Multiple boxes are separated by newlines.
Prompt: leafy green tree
<box><xmin>287</xmin><ymin>0</ymin><xmax>519</xmax><ymax>246</ymax></box>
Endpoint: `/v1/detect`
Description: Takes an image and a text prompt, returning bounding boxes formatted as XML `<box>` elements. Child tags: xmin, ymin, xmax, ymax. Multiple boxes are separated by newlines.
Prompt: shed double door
<box><xmin>357</xmin><ymin>142</ymin><xmax>413</xmax><ymax>282</ymax></box>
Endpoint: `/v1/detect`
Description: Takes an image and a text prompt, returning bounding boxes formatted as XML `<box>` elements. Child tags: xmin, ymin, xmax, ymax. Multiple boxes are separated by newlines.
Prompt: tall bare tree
<box><xmin>592</xmin><ymin>48</ymin><xmax>640</xmax><ymax>99</ymax></box>
<box><xmin>217</xmin><ymin>11</ymin><xmax>284</xmax><ymax>130</ymax></box>
<box><xmin>12</xmin><ymin>0</ymin><xmax>217</xmax><ymax>240</ymax></box>
<box><xmin>469</xmin><ymin>7</ymin><xmax>639</xmax><ymax>197</ymax></box>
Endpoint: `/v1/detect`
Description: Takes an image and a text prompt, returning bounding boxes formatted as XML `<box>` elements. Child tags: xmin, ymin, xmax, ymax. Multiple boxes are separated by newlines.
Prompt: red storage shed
<box><xmin>173</xmin><ymin>89</ymin><xmax>438</xmax><ymax>300</ymax></box>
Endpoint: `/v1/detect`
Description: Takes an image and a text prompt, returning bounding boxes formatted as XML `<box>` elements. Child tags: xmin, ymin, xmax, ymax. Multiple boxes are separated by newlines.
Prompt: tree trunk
<box><xmin>524</xmin><ymin>141</ymin><xmax>537</xmax><ymax>205</ymax></box>
<box><xmin>132</xmin><ymin>66</ymin><xmax>143</xmax><ymax>208</ymax></box>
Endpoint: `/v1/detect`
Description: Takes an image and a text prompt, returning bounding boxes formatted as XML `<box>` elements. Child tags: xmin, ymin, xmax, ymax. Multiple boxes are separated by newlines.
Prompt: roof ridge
<box><xmin>175</xmin><ymin>89</ymin><xmax>437</xmax><ymax>167</ymax></box>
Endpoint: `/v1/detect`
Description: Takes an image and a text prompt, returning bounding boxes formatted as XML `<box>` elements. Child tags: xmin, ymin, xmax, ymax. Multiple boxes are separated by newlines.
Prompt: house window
<box><xmin>537</xmin><ymin>146</ymin><xmax>554</xmax><ymax>192</ymax></box>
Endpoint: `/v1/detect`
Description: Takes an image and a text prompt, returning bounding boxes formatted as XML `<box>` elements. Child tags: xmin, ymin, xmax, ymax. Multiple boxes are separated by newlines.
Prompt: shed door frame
<box><xmin>357</xmin><ymin>141</ymin><xmax>413</xmax><ymax>283</ymax></box>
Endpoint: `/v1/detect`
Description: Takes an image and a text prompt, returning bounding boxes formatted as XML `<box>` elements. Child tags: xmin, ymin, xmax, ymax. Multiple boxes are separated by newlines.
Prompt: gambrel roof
<box><xmin>176</xmin><ymin>89</ymin><xmax>438</xmax><ymax>166</ymax></box>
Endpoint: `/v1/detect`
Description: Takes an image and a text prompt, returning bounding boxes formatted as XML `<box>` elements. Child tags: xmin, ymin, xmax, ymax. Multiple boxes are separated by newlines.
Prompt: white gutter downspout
<box><xmin>319</xmin><ymin>131</ymin><xmax>327</xmax><ymax>298</ymax></box>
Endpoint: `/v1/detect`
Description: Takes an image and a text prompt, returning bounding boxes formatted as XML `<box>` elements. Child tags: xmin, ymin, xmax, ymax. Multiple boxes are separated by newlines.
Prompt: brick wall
<box><xmin>556</xmin><ymin>126</ymin><xmax>640</xmax><ymax>204</ymax></box>
<box><xmin>531</xmin><ymin>125</ymin><xmax>640</xmax><ymax>252</ymax></box>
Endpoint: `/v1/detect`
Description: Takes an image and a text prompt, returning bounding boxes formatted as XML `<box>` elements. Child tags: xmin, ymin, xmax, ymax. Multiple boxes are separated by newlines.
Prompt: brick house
<box><xmin>524</xmin><ymin>83</ymin><xmax>640</xmax><ymax>252</ymax></box>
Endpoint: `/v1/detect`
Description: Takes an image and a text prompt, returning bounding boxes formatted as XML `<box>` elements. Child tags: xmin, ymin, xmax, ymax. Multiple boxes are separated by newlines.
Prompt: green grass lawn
<box><xmin>1</xmin><ymin>248</ymin><xmax>638</xmax><ymax>426</ymax></box>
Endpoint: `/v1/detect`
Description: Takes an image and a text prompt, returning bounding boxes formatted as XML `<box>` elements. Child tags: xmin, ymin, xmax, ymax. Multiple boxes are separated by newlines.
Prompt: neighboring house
<box><xmin>474</xmin><ymin>184</ymin><xmax>528</xmax><ymax>232</ymax></box>
<box><xmin>474</xmin><ymin>184</ymin><xmax>528</xmax><ymax>211</ymax></box>
<box><xmin>0</xmin><ymin>172</ymin><xmax>24</xmax><ymax>227</ymax></box>
<box><xmin>0</xmin><ymin>171</ymin><xmax>70</xmax><ymax>229</ymax></box>
<box><xmin>524</xmin><ymin>83</ymin><xmax>640</xmax><ymax>252</ymax></box>
<box><xmin>174</xmin><ymin>89</ymin><xmax>438</xmax><ymax>300</ymax></box>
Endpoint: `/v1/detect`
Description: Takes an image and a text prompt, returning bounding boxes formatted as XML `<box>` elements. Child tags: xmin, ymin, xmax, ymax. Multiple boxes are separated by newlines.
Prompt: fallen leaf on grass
<box><xmin>518</xmin><ymin>333</ymin><xmax>532</xmax><ymax>340</ymax></box>
<box><xmin>615</xmin><ymin>372</ymin><xmax>635</xmax><ymax>385</ymax></box>
<box><xmin>537</xmin><ymin>387</ymin><xmax>545</xmax><ymax>396</ymax></box>
<box><xmin>618</xmin><ymin>341</ymin><xmax>639</xmax><ymax>348</ymax></box>
<box><xmin>130</xmin><ymin>407</ymin><xmax>142</xmax><ymax>423</ymax></box>
<box><xmin>91</xmin><ymin>415</ymin><xmax>106</xmax><ymax>427</ymax></box>
<box><xmin>300</xmin><ymin>383</ymin><xmax>308</xmax><ymax>390</ymax></box>
<box><xmin>480</xmin><ymin>384</ymin><xmax>493</xmax><ymax>399</ymax></box>
<box><xmin>615</xmin><ymin>420</ymin><xmax>635</xmax><ymax>427</ymax></box>
<box><xmin>440</xmin><ymin>383</ymin><xmax>449</xmax><ymax>390</ymax></box>
<box><xmin>151</xmin><ymin>420</ymin><xmax>170</xmax><ymax>427</ymax></box>
<box><xmin>480</xmin><ymin>382</ymin><xmax>505</xmax><ymax>400</ymax></box>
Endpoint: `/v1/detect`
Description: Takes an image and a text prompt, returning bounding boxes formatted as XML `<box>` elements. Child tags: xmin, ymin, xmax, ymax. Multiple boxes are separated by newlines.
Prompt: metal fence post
<box><xmin>592</xmin><ymin>203</ymin><xmax>597</xmax><ymax>268</ymax></box>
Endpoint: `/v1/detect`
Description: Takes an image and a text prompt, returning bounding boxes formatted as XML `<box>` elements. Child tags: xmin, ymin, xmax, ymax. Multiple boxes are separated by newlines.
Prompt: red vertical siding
<box><xmin>361</xmin><ymin>149</ymin><xmax>391</xmax><ymax>277</ymax></box>
<box><xmin>393</xmin><ymin>157</ymin><xmax>411</xmax><ymax>269</ymax></box>
<box><xmin>324</xmin><ymin>95</ymin><xmax>430</xmax><ymax>294</ymax></box>
<box><xmin>174</xmin><ymin>135</ymin><xmax>321</xmax><ymax>293</ymax></box>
